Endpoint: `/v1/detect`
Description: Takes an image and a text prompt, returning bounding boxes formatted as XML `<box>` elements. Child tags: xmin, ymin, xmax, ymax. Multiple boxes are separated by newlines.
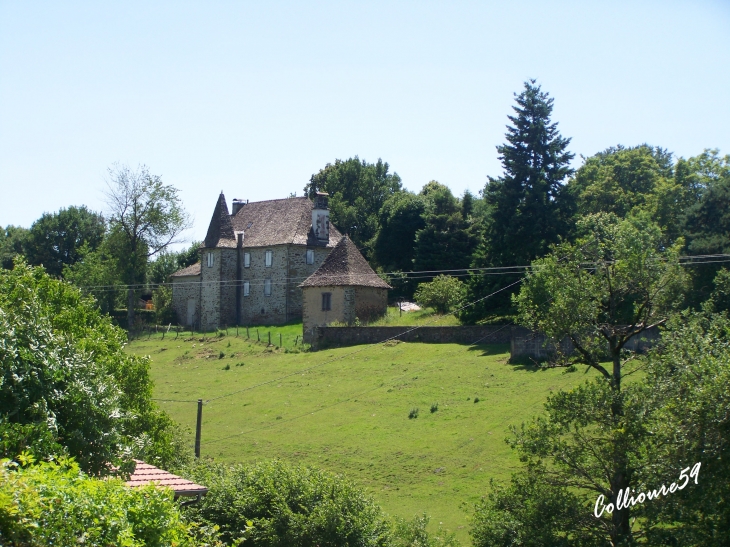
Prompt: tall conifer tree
<box><xmin>461</xmin><ymin>80</ymin><xmax>574</xmax><ymax>322</ymax></box>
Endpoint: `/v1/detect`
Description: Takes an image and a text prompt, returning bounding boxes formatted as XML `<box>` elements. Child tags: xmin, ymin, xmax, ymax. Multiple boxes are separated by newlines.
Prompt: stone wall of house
<box><xmin>172</xmin><ymin>275</ymin><xmax>200</xmax><ymax>326</ymax></box>
<box><xmin>200</xmin><ymin>249</ymin><xmax>222</xmax><ymax>331</ymax></box>
<box><xmin>286</xmin><ymin>245</ymin><xmax>330</xmax><ymax>322</ymax></box>
<box><xmin>238</xmin><ymin>244</ymin><xmax>289</xmax><ymax>325</ymax></box>
<box><xmin>308</xmin><ymin>324</ymin><xmax>512</xmax><ymax>349</ymax></box>
<box><xmin>219</xmin><ymin>248</ymin><xmax>238</xmax><ymax>327</ymax></box>
<box><xmin>353</xmin><ymin>286</ymin><xmax>388</xmax><ymax>323</ymax></box>
<box><xmin>302</xmin><ymin>285</ymin><xmax>348</xmax><ymax>341</ymax></box>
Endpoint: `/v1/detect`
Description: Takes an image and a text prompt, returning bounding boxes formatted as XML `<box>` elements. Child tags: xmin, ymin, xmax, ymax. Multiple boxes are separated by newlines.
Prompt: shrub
<box><xmin>0</xmin><ymin>262</ymin><xmax>182</xmax><ymax>474</ymax></box>
<box><xmin>0</xmin><ymin>457</ymin><xmax>226</xmax><ymax>546</ymax></box>
<box><xmin>474</xmin><ymin>397</ymin><xmax>480</xmax><ymax>403</ymax></box>
<box><xmin>430</xmin><ymin>403</ymin><xmax>439</xmax><ymax>413</ymax></box>
<box><xmin>218</xmin><ymin>351</ymin><xmax>225</xmax><ymax>359</ymax></box>
<box><xmin>391</xmin><ymin>513</ymin><xmax>461</xmax><ymax>547</ymax></box>
<box><xmin>409</xmin><ymin>408</ymin><xmax>420</xmax><ymax>419</ymax></box>
<box><xmin>414</xmin><ymin>275</ymin><xmax>466</xmax><ymax>315</ymax></box>
<box><xmin>180</xmin><ymin>459</ymin><xmax>391</xmax><ymax>546</ymax></box>
<box><xmin>223</xmin><ymin>364</ymin><xmax>230</xmax><ymax>371</ymax></box>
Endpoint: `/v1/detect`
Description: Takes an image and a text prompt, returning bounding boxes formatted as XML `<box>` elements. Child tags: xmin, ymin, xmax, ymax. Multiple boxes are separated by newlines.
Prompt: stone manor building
<box><xmin>171</xmin><ymin>192</ymin><xmax>343</xmax><ymax>330</ymax></box>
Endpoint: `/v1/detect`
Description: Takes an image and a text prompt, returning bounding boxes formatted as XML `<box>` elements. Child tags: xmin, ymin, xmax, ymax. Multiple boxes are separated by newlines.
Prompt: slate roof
<box><xmin>126</xmin><ymin>460</ymin><xmax>208</xmax><ymax>497</ymax></box>
<box><xmin>300</xmin><ymin>236</ymin><xmax>391</xmax><ymax>289</ymax></box>
<box><xmin>204</xmin><ymin>193</ymin><xmax>236</xmax><ymax>248</ymax></box>
<box><xmin>228</xmin><ymin>196</ymin><xmax>342</xmax><ymax>248</ymax></box>
<box><xmin>201</xmin><ymin>194</ymin><xmax>342</xmax><ymax>250</ymax></box>
<box><xmin>170</xmin><ymin>262</ymin><xmax>201</xmax><ymax>277</ymax></box>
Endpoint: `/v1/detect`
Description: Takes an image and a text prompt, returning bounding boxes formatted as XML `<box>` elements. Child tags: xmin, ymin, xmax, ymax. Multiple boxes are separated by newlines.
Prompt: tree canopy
<box><xmin>304</xmin><ymin>157</ymin><xmax>403</xmax><ymax>257</ymax></box>
<box><xmin>24</xmin><ymin>205</ymin><xmax>105</xmax><ymax>277</ymax></box>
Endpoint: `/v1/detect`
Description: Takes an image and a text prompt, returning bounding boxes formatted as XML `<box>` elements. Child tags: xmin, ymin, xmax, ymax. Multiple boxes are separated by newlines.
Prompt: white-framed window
<box><xmin>264</xmin><ymin>279</ymin><xmax>272</xmax><ymax>296</ymax></box>
<box><xmin>244</xmin><ymin>252</ymin><xmax>250</xmax><ymax>268</ymax></box>
<box><xmin>265</xmin><ymin>250</ymin><xmax>273</xmax><ymax>267</ymax></box>
<box><xmin>206</xmin><ymin>252</ymin><xmax>214</xmax><ymax>268</ymax></box>
<box><xmin>306</xmin><ymin>249</ymin><xmax>314</xmax><ymax>265</ymax></box>
<box><xmin>321</xmin><ymin>292</ymin><xmax>331</xmax><ymax>311</ymax></box>
<box><xmin>243</xmin><ymin>281</ymin><xmax>250</xmax><ymax>296</ymax></box>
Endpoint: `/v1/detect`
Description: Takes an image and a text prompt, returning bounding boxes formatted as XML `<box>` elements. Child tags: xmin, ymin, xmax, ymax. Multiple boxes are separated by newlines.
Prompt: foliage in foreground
<box><xmin>181</xmin><ymin>459</ymin><xmax>392</xmax><ymax>547</ymax></box>
<box><xmin>0</xmin><ymin>457</ymin><xmax>225</xmax><ymax>547</ymax></box>
<box><xmin>470</xmin><ymin>312</ymin><xmax>730</xmax><ymax>546</ymax></box>
<box><xmin>0</xmin><ymin>262</ymin><xmax>184</xmax><ymax>474</ymax></box>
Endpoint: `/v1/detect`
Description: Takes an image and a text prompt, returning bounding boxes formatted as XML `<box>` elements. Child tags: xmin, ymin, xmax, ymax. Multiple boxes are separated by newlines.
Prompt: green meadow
<box><xmin>129</xmin><ymin>319</ymin><xmax>598</xmax><ymax>544</ymax></box>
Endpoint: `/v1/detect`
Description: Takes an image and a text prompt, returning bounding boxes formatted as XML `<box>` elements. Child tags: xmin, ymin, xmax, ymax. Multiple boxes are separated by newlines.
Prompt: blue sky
<box><xmin>1</xmin><ymin>1</ymin><xmax>729</xmax><ymax>247</ymax></box>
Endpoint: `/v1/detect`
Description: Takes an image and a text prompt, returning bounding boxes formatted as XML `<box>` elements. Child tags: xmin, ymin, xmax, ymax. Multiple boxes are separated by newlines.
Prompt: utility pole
<box><xmin>195</xmin><ymin>399</ymin><xmax>203</xmax><ymax>459</ymax></box>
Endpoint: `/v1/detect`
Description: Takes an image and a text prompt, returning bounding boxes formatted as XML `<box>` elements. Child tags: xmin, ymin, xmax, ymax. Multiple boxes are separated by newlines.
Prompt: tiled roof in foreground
<box><xmin>126</xmin><ymin>460</ymin><xmax>208</xmax><ymax>497</ymax></box>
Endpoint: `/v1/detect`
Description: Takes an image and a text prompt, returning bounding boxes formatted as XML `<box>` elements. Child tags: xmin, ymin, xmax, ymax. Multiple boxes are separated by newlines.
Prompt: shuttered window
<box><xmin>264</xmin><ymin>279</ymin><xmax>272</xmax><ymax>296</ymax></box>
<box><xmin>265</xmin><ymin>250</ymin><xmax>273</xmax><ymax>267</ymax></box>
<box><xmin>243</xmin><ymin>281</ymin><xmax>250</xmax><ymax>296</ymax></box>
<box><xmin>321</xmin><ymin>292</ymin><xmax>331</xmax><ymax>311</ymax></box>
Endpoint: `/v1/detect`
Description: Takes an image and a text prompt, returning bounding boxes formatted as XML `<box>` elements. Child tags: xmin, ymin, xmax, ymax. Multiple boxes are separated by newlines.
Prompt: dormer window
<box><xmin>206</xmin><ymin>252</ymin><xmax>214</xmax><ymax>268</ymax></box>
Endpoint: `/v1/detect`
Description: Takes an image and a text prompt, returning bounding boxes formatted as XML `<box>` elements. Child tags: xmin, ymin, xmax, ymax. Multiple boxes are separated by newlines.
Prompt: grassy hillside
<box><xmin>129</xmin><ymin>325</ymin><xmax>597</xmax><ymax>544</ymax></box>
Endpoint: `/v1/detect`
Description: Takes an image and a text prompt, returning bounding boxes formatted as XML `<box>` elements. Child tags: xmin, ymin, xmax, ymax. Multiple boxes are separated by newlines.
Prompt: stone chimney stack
<box><xmin>231</xmin><ymin>199</ymin><xmax>245</xmax><ymax>215</ymax></box>
<box><xmin>312</xmin><ymin>192</ymin><xmax>330</xmax><ymax>242</ymax></box>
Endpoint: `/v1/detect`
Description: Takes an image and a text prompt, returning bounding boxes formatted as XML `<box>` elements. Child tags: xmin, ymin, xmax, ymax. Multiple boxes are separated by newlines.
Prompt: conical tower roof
<box><xmin>300</xmin><ymin>236</ymin><xmax>391</xmax><ymax>288</ymax></box>
<box><xmin>203</xmin><ymin>193</ymin><xmax>235</xmax><ymax>248</ymax></box>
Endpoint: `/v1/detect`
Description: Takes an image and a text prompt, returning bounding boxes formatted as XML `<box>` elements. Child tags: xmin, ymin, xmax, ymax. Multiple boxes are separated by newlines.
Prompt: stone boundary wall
<box><xmin>309</xmin><ymin>325</ymin><xmax>511</xmax><ymax>350</ymax></box>
<box><xmin>510</xmin><ymin>326</ymin><xmax>661</xmax><ymax>361</ymax></box>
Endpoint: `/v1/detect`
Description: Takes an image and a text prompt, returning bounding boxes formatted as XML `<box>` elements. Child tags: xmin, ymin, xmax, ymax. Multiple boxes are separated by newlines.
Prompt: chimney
<box><xmin>231</xmin><ymin>199</ymin><xmax>245</xmax><ymax>215</ymax></box>
<box><xmin>312</xmin><ymin>192</ymin><xmax>330</xmax><ymax>242</ymax></box>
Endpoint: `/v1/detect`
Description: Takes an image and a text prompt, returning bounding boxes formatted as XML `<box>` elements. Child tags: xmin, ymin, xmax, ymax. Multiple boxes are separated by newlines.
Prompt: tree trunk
<box><xmin>127</xmin><ymin>287</ymin><xmax>136</xmax><ymax>335</ymax></box>
<box><xmin>609</xmin><ymin>341</ymin><xmax>633</xmax><ymax>546</ymax></box>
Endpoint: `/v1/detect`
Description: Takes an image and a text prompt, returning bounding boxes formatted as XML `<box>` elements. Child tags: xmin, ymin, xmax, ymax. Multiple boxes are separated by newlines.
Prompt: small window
<box><xmin>264</xmin><ymin>279</ymin><xmax>272</xmax><ymax>296</ymax></box>
<box><xmin>306</xmin><ymin>249</ymin><xmax>314</xmax><ymax>265</ymax></box>
<box><xmin>265</xmin><ymin>250</ymin><xmax>273</xmax><ymax>267</ymax></box>
<box><xmin>321</xmin><ymin>292</ymin><xmax>331</xmax><ymax>311</ymax></box>
<box><xmin>243</xmin><ymin>281</ymin><xmax>250</xmax><ymax>296</ymax></box>
<box><xmin>244</xmin><ymin>252</ymin><xmax>250</xmax><ymax>268</ymax></box>
<box><xmin>206</xmin><ymin>252</ymin><xmax>214</xmax><ymax>268</ymax></box>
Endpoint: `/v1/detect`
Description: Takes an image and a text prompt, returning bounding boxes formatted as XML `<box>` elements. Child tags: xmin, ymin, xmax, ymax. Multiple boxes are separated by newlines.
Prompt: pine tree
<box><xmin>461</xmin><ymin>80</ymin><xmax>574</xmax><ymax>323</ymax></box>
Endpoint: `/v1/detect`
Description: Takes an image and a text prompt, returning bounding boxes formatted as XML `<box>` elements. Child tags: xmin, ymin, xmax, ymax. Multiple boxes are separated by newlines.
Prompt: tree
<box><xmin>479</xmin><ymin>214</ymin><xmax>686</xmax><ymax>546</ymax></box>
<box><xmin>105</xmin><ymin>164</ymin><xmax>190</xmax><ymax>330</ymax></box>
<box><xmin>373</xmin><ymin>192</ymin><xmax>425</xmax><ymax>273</ymax></box>
<box><xmin>0</xmin><ymin>226</ymin><xmax>29</xmax><ymax>270</ymax></box>
<box><xmin>24</xmin><ymin>206</ymin><xmax>105</xmax><ymax>277</ymax></box>
<box><xmin>413</xmin><ymin>182</ymin><xmax>476</xmax><ymax>274</ymax></box>
<box><xmin>461</xmin><ymin>80</ymin><xmax>574</xmax><ymax>322</ymax></box>
<box><xmin>639</xmin><ymin>312</ymin><xmax>730</xmax><ymax>546</ymax></box>
<box><xmin>304</xmin><ymin>157</ymin><xmax>403</xmax><ymax>256</ymax></box>
<box><xmin>0</xmin><ymin>262</ymin><xmax>180</xmax><ymax>474</ymax></box>
<box><xmin>413</xmin><ymin>275</ymin><xmax>466</xmax><ymax>315</ymax></box>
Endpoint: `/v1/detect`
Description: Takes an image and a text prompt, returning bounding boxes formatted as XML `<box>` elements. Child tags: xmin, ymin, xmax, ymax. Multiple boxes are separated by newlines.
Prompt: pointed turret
<box><xmin>203</xmin><ymin>193</ymin><xmax>235</xmax><ymax>248</ymax></box>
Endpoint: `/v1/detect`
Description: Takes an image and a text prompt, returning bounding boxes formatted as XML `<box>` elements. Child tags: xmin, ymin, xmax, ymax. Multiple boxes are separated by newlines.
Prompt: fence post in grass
<box><xmin>257</xmin><ymin>329</ymin><xmax>260</xmax><ymax>342</ymax></box>
<box><xmin>279</xmin><ymin>333</ymin><xmax>282</xmax><ymax>347</ymax></box>
<box><xmin>268</xmin><ymin>331</ymin><xmax>271</xmax><ymax>346</ymax></box>
<box><xmin>236</xmin><ymin>325</ymin><xmax>239</xmax><ymax>337</ymax></box>
<box><xmin>195</xmin><ymin>399</ymin><xmax>203</xmax><ymax>459</ymax></box>
<box><xmin>247</xmin><ymin>326</ymin><xmax>249</xmax><ymax>339</ymax></box>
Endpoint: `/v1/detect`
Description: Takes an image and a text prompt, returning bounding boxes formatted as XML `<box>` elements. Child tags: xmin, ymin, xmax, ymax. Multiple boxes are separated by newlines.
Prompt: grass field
<box><xmin>128</xmin><ymin>324</ymin><xmax>598</xmax><ymax>544</ymax></box>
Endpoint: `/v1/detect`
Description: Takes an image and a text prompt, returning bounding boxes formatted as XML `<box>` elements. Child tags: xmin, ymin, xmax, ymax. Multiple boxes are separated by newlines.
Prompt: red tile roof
<box><xmin>126</xmin><ymin>460</ymin><xmax>208</xmax><ymax>497</ymax></box>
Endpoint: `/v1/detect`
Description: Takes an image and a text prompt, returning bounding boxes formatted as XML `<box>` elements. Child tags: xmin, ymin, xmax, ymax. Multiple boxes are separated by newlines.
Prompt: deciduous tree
<box><xmin>104</xmin><ymin>163</ymin><xmax>190</xmax><ymax>330</ymax></box>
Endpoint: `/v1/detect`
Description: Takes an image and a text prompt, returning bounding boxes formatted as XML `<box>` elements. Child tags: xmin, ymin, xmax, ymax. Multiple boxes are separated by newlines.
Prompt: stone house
<box><xmin>300</xmin><ymin>236</ymin><xmax>391</xmax><ymax>342</ymax></box>
<box><xmin>171</xmin><ymin>192</ymin><xmax>342</xmax><ymax>330</ymax></box>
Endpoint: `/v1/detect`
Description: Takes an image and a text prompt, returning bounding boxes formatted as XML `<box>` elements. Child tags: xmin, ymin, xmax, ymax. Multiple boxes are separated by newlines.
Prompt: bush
<box><xmin>409</xmin><ymin>408</ymin><xmax>420</xmax><ymax>419</ymax></box>
<box><xmin>0</xmin><ymin>263</ymin><xmax>183</xmax><ymax>474</ymax></box>
<box><xmin>180</xmin><ymin>459</ymin><xmax>391</xmax><ymax>547</ymax></box>
<box><xmin>391</xmin><ymin>513</ymin><xmax>460</xmax><ymax>547</ymax></box>
<box><xmin>430</xmin><ymin>403</ymin><xmax>439</xmax><ymax>413</ymax></box>
<box><xmin>0</xmin><ymin>457</ymin><xmax>226</xmax><ymax>546</ymax></box>
<box><xmin>414</xmin><ymin>275</ymin><xmax>466</xmax><ymax>315</ymax></box>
